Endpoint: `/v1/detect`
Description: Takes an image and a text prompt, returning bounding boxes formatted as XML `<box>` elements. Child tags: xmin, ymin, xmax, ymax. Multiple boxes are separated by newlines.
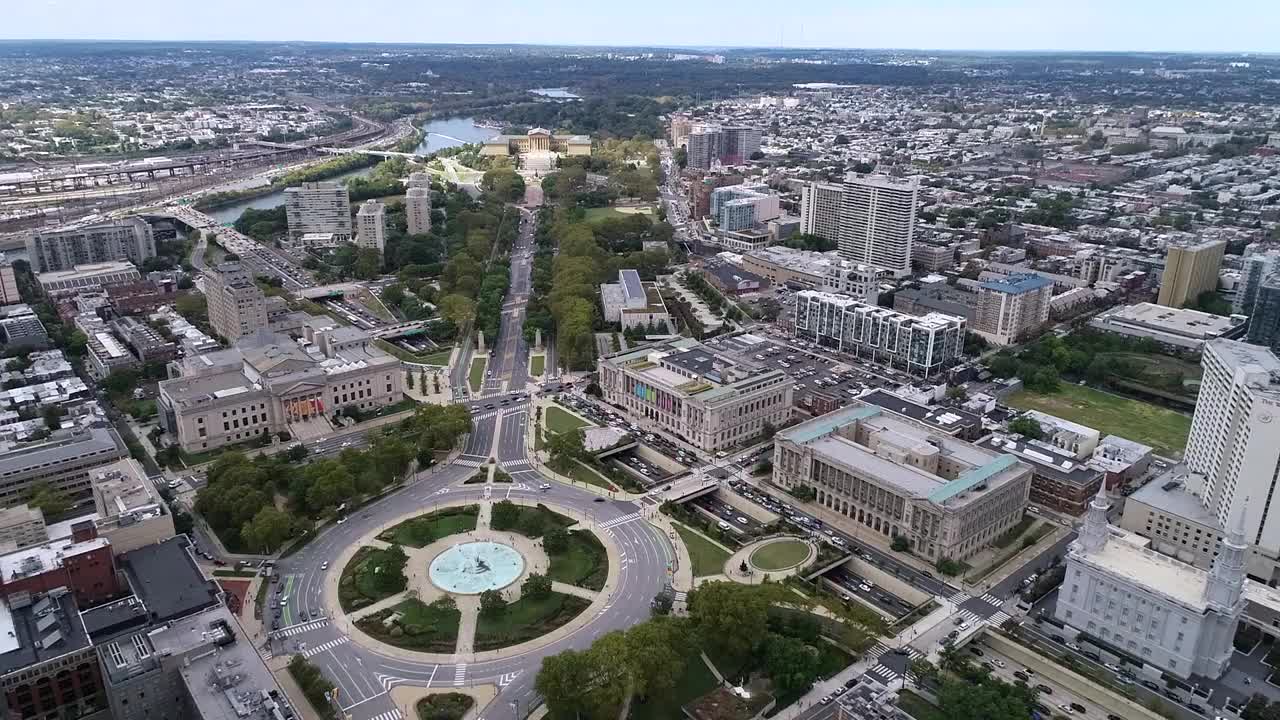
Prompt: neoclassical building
<box><xmin>480</xmin><ymin>128</ymin><xmax>591</xmax><ymax>158</ymax></box>
<box><xmin>1055</xmin><ymin>488</ymin><xmax>1245</xmax><ymax>680</ymax></box>
<box><xmin>771</xmin><ymin>402</ymin><xmax>1032</xmax><ymax>562</ymax></box>
<box><xmin>157</xmin><ymin>321</ymin><xmax>403</xmax><ymax>453</ymax></box>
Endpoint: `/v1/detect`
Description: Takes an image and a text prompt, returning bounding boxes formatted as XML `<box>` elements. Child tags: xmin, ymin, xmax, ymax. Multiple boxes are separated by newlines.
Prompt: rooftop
<box><xmin>1074</xmin><ymin>525</ymin><xmax>1211</xmax><ymax>612</ymax></box>
<box><xmin>859</xmin><ymin>389</ymin><xmax>982</xmax><ymax>436</ymax></box>
<box><xmin>0</xmin><ymin>426</ymin><xmax>125</xmax><ymax>477</ymax></box>
<box><xmin>980</xmin><ymin>273</ymin><xmax>1054</xmax><ymax>294</ymax></box>
<box><xmin>36</xmin><ymin>260</ymin><xmax>139</xmax><ymax>283</ymax></box>
<box><xmin>1127</xmin><ymin>468</ymin><xmax>1220</xmax><ymax>530</ymax></box>
<box><xmin>0</xmin><ymin>591</ymin><xmax>92</xmax><ymax>676</ymax></box>
<box><xmin>1094</xmin><ymin>302</ymin><xmax>1245</xmax><ymax>339</ymax></box>
<box><xmin>119</xmin><ymin>537</ymin><xmax>219</xmax><ymax>623</ymax></box>
<box><xmin>978</xmin><ymin>433</ymin><xmax>1103</xmax><ymax>486</ymax></box>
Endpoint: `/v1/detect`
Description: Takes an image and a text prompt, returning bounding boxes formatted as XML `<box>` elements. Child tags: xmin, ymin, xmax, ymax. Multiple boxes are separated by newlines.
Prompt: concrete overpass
<box><xmin>1</xmin><ymin>148</ymin><xmax>306</xmax><ymax>196</ymax></box>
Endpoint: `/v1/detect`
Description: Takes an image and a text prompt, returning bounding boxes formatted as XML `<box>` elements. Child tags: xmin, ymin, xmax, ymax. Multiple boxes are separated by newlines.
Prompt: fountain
<box><xmin>428</xmin><ymin>541</ymin><xmax>525</xmax><ymax>594</ymax></box>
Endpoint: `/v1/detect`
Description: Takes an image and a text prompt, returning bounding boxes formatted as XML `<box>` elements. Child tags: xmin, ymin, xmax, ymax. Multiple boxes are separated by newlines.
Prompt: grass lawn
<box><xmin>749</xmin><ymin>540</ymin><xmax>811</xmax><ymax>571</ymax></box>
<box><xmin>544</xmin><ymin>405</ymin><xmax>591</xmax><ymax>434</ymax></box>
<box><xmin>338</xmin><ymin>546</ymin><xmax>406</xmax><ymax>612</ymax></box>
<box><xmin>583</xmin><ymin>206</ymin><xmax>654</xmax><ymax>224</ymax></box>
<box><xmin>414</xmin><ymin>693</ymin><xmax>473</xmax><ymax>720</ymax></box>
<box><xmin>897</xmin><ymin>690</ymin><xmax>945</xmax><ymax>720</ymax></box>
<box><xmin>377</xmin><ymin>506</ymin><xmax>478</xmax><ymax>547</ymax></box>
<box><xmin>530</xmin><ymin>354</ymin><xmax>545</xmax><ymax>377</ymax></box>
<box><xmin>567</xmin><ymin>461</ymin><xmax>618</xmax><ymax>492</ymax></box>
<box><xmin>629</xmin><ymin>647</ymin><xmax>719</xmax><ymax>720</ymax></box>
<box><xmin>422</xmin><ymin>349</ymin><xmax>453</xmax><ymax>366</ymax></box>
<box><xmin>474</xmin><ymin>592</ymin><xmax>591</xmax><ymax>651</ymax></box>
<box><xmin>1007</xmin><ymin>384</ymin><xmax>1192</xmax><ymax>457</ymax></box>
<box><xmin>673</xmin><ymin>522</ymin><xmax>731</xmax><ymax>577</ymax></box>
<box><xmin>548</xmin><ymin>530</ymin><xmax>608</xmax><ymax>591</ymax></box>
<box><xmin>356</xmin><ymin>598</ymin><xmax>460</xmax><ymax>652</ymax></box>
<box><xmin>490</xmin><ymin>503</ymin><xmax>577</xmax><ymax>538</ymax></box>
<box><xmin>468</xmin><ymin>357</ymin><xmax>487</xmax><ymax>393</ymax></box>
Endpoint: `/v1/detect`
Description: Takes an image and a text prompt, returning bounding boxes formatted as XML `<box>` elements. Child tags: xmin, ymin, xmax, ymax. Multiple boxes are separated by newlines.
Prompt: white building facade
<box><xmin>356</xmin><ymin>200</ymin><xmax>387</xmax><ymax>252</ymax></box>
<box><xmin>285</xmin><ymin>182</ymin><xmax>352</xmax><ymax>242</ymax></box>
<box><xmin>1055</xmin><ymin>489</ymin><xmax>1244</xmax><ymax>680</ymax></box>
<box><xmin>792</xmin><ymin>290</ymin><xmax>965</xmax><ymax>377</ymax></box>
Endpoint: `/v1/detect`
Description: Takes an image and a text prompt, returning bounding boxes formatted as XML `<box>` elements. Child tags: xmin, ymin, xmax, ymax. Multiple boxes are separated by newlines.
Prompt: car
<box><xmin>840</xmin><ymin>593</ymin><xmax>851</xmax><ymax>602</ymax></box>
<box><xmin>992</xmin><ymin>659</ymin><xmax>1006</xmax><ymax>668</ymax></box>
<box><xmin>736</xmin><ymin>516</ymin><xmax>748</xmax><ymax>524</ymax></box>
<box><xmin>336</xmin><ymin>517</ymin><xmax>347</xmax><ymax>524</ymax></box>
<box><xmin>969</xmin><ymin>646</ymin><xmax>984</xmax><ymax>656</ymax></box>
<box><xmin>1022</xmin><ymin>667</ymin><xmax>1034</xmax><ymax>676</ymax></box>
<box><xmin>1058</xmin><ymin>704</ymin><xmax>1074</xmax><ymax>715</ymax></box>
<box><xmin>167</xmin><ymin>479</ymin><xmax>183</xmax><ymax>489</ymax></box>
<box><xmin>1014</xmin><ymin>671</ymin><xmax>1028</xmax><ymax>681</ymax></box>
<box><xmin>1065</xmin><ymin>642</ymin><xmax>1081</xmax><ymax>651</ymax></box>
<box><xmin>954</xmin><ymin>616</ymin><xmax>965</xmax><ymax>626</ymax></box>
<box><xmin>1070</xmin><ymin>703</ymin><xmax>1086</xmax><ymax>714</ymax></box>
<box><xmin>858</xmin><ymin>583</ymin><xmax>872</xmax><ymax>593</ymax></box>
<box><xmin>320</xmin><ymin>561</ymin><xmax>329</xmax><ymax>570</ymax></box>
<box><xmin>831</xmin><ymin>537</ymin><xmax>846</xmax><ymax>547</ymax></box>
<box><xmin>1103</xmin><ymin>663</ymin><xmax>1120</xmax><ymax>673</ymax></box>
<box><xmin>718</xmin><ymin>521</ymin><xmax>730</xmax><ymax>530</ymax></box>
<box><xmin>539</xmin><ymin>483</ymin><xmax>552</xmax><ymax>490</ymax></box>
<box><xmin>819</xmin><ymin>696</ymin><xmax>831</xmax><ymax>705</ymax></box>
<box><xmin>1036</xmin><ymin>684</ymin><xmax>1053</xmax><ymax>694</ymax></box>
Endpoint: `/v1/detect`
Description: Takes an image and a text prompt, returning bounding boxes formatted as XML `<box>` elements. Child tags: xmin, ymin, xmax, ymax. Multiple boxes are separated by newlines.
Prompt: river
<box><xmin>208</xmin><ymin>117</ymin><xmax>495</xmax><ymax>226</ymax></box>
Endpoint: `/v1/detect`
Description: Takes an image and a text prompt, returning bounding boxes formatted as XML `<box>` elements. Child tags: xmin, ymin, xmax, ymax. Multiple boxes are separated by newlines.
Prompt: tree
<box><xmin>891</xmin><ymin>535</ymin><xmax>910</xmax><ymax>552</ymax></box>
<box><xmin>946</xmin><ymin>385</ymin><xmax>968</xmax><ymax>401</ymax></box>
<box><xmin>546</xmin><ymin>429</ymin><xmax>586</xmax><ymax>471</ymax></box>
<box><xmin>285</xmin><ymin>444</ymin><xmax>310</xmax><ymax>463</ymax></box>
<box><xmin>651</xmin><ymin>592</ymin><xmax>674</xmax><ymax>616</ymax></box>
<box><xmin>479</xmin><ymin>589</ymin><xmax>506</xmax><ymax>616</ymax></box>
<box><xmin>543</xmin><ymin>525</ymin><xmax>569</xmax><ymax>554</ymax></box>
<box><xmin>25</xmin><ymin>482</ymin><xmax>70</xmax><ymax>517</ymax></box>
<box><xmin>373</xmin><ymin>545</ymin><xmax>409</xmax><ymax>593</ymax></box>
<box><xmin>1008</xmin><ymin>416</ymin><xmax>1044</xmax><ymax>440</ymax></box>
<box><xmin>354</xmin><ymin>247</ymin><xmax>382</xmax><ymax>280</ymax></box>
<box><xmin>437</xmin><ymin>294</ymin><xmax>476</xmax><ymax>327</ymax></box>
<box><xmin>760</xmin><ymin>633</ymin><xmax>821</xmax><ymax>694</ymax></box>
<box><xmin>491</xmin><ymin>500</ymin><xmax>521</xmax><ymax>530</ymax></box>
<box><xmin>623</xmin><ymin>619</ymin><xmax>689</xmax><ymax>699</ymax></box>
<box><xmin>687</xmin><ymin>582</ymin><xmax>770</xmax><ymax>659</ymax></box>
<box><xmin>535</xmin><ymin>649</ymin><xmax>603</xmax><ymax>719</ymax></box>
<box><xmin>521</xmin><ymin>573</ymin><xmax>552</xmax><ymax>600</ymax></box>
<box><xmin>241</xmin><ymin>506</ymin><xmax>296</xmax><ymax>553</ymax></box>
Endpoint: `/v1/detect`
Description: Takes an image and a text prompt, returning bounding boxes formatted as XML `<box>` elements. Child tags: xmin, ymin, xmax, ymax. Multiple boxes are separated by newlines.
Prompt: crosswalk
<box><xmin>302</xmin><ymin>637</ymin><xmax>349</xmax><ymax>658</ymax></box>
<box><xmin>368</xmin><ymin>709</ymin><xmax>402</xmax><ymax>720</ymax></box>
<box><xmin>277</xmin><ymin>619</ymin><xmax>328</xmax><ymax>637</ymax></box>
<box><xmin>456</xmin><ymin>456</ymin><xmax>487</xmax><ymax>468</ymax></box>
<box><xmin>452</xmin><ymin>663</ymin><xmax>467</xmax><ymax>686</ymax></box>
<box><xmin>953</xmin><ymin>607</ymin><xmax>988</xmax><ymax>626</ymax></box>
<box><xmin>988</xmin><ymin>610</ymin><xmax>1012</xmax><ymax>626</ymax></box>
<box><xmin>980</xmin><ymin>592</ymin><xmax>1004</xmax><ymax>605</ymax></box>
<box><xmin>599</xmin><ymin>511</ymin><xmax>643</xmax><ymax>530</ymax></box>
<box><xmin>501</xmin><ymin>459</ymin><xmax>533</xmax><ymax>471</ymax></box>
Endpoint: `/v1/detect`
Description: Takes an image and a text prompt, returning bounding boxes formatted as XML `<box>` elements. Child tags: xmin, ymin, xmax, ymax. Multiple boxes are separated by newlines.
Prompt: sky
<box><xmin>4</xmin><ymin>0</ymin><xmax>1279</xmax><ymax>53</ymax></box>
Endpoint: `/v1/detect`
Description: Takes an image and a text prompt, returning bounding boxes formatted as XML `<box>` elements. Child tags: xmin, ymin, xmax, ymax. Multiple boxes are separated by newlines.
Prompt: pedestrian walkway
<box><xmin>302</xmin><ymin>637</ymin><xmax>348</xmax><ymax>658</ymax></box>
<box><xmin>368</xmin><ymin>709</ymin><xmax>402</xmax><ymax>720</ymax></box>
<box><xmin>452</xmin><ymin>663</ymin><xmax>467</xmax><ymax>686</ymax></box>
<box><xmin>276</xmin><ymin>619</ymin><xmax>328</xmax><ymax>637</ymax></box>
<box><xmin>599</xmin><ymin>511</ymin><xmax>643</xmax><ymax>530</ymax></box>
<box><xmin>455</xmin><ymin>455</ymin><xmax>486</xmax><ymax>468</ymax></box>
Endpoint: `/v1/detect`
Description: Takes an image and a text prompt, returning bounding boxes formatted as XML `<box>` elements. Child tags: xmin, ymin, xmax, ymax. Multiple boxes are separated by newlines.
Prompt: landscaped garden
<box><xmin>544</xmin><ymin>405</ymin><xmax>592</xmax><ymax>434</ymax></box>
<box><xmin>490</xmin><ymin>500</ymin><xmax>575</xmax><ymax>538</ymax></box>
<box><xmin>546</xmin><ymin>528</ymin><xmax>608</xmax><ymax>591</ymax></box>
<box><xmin>377</xmin><ymin>505</ymin><xmax>479</xmax><ymax>547</ymax></box>
<box><xmin>468</xmin><ymin>357</ymin><xmax>486</xmax><ymax>392</ymax></box>
<box><xmin>673</xmin><ymin>522</ymin><xmax>730</xmax><ymax>577</ymax></box>
<box><xmin>473</xmin><ymin>591</ymin><xmax>590</xmax><ymax>651</ymax></box>
<box><xmin>415</xmin><ymin>693</ymin><xmax>474</xmax><ymax>720</ymax></box>
<box><xmin>339</xmin><ymin>545</ymin><xmax>409</xmax><ymax>612</ymax></box>
<box><xmin>355</xmin><ymin>597</ymin><xmax>461</xmax><ymax>652</ymax></box>
<box><xmin>749</xmin><ymin>539</ymin><xmax>811</xmax><ymax>571</ymax></box>
<box><xmin>530</xmin><ymin>354</ymin><xmax>545</xmax><ymax>377</ymax></box>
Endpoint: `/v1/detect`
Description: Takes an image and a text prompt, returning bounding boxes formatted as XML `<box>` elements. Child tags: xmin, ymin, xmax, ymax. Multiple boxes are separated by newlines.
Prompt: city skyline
<box><xmin>5</xmin><ymin>0</ymin><xmax>1280</xmax><ymax>53</ymax></box>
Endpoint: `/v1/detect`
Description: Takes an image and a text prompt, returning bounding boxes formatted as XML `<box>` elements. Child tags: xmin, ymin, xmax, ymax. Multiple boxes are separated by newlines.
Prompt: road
<box><xmin>270</xmin><ymin>201</ymin><xmax>674</xmax><ymax>720</ymax></box>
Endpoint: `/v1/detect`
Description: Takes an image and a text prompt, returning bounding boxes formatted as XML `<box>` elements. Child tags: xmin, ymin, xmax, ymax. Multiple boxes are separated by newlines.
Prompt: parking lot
<box><xmin>699</xmin><ymin>328</ymin><xmax>921</xmax><ymax>411</ymax></box>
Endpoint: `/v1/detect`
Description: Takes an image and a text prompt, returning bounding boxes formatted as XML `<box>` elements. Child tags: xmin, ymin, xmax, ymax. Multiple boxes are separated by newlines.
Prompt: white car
<box><xmin>320</xmin><ymin>561</ymin><xmax>329</xmax><ymax>570</ymax></box>
<box><xmin>539</xmin><ymin>483</ymin><xmax>552</xmax><ymax>490</ymax></box>
<box><xmin>858</xmin><ymin>583</ymin><xmax>872</xmax><ymax>593</ymax></box>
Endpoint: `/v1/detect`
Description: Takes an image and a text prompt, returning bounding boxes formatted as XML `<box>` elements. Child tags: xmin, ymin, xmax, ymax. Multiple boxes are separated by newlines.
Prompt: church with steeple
<box><xmin>1054</xmin><ymin>486</ymin><xmax>1246</xmax><ymax>680</ymax></box>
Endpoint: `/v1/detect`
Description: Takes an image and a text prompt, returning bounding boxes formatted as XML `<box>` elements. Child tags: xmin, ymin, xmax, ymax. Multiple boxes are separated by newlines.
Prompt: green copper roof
<box><xmin>929</xmin><ymin>454</ymin><xmax>1017</xmax><ymax>504</ymax></box>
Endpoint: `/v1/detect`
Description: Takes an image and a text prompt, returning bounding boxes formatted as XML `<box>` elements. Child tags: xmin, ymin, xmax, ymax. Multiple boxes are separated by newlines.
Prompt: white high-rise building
<box><xmin>284</xmin><ymin>182</ymin><xmax>352</xmax><ymax>242</ymax></box>
<box><xmin>797</xmin><ymin>175</ymin><xmax>919</xmax><ymax>278</ymax></box>
<box><xmin>838</xmin><ymin>175</ymin><xmax>918</xmax><ymax>278</ymax></box>
<box><xmin>406</xmin><ymin>187</ymin><xmax>432</xmax><ymax>236</ymax></box>
<box><xmin>356</xmin><ymin>200</ymin><xmax>387</xmax><ymax>253</ymax></box>
<box><xmin>1184</xmin><ymin>339</ymin><xmax>1280</xmax><ymax>552</ymax></box>
<box><xmin>25</xmin><ymin>217</ymin><xmax>156</xmax><ymax>273</ymax></box>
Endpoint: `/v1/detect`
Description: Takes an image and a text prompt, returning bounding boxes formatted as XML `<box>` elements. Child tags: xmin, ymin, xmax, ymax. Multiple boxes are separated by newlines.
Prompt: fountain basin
<box><xmin>428</xmin><ymin>541</ymin><xmax>525</xmax><ymax>594</ymax></box>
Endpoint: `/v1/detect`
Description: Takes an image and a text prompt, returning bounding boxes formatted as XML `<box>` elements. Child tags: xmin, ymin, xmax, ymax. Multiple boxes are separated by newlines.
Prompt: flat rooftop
<box><xmin>1075</xmin><ymin>528</ymin><xmax>1209</xmax><ymax>611</ymax></box>
<box><xmin>1127</xmin><ymin>468</ymin><xmax>1220</xmax><ymax>529</ymax></box>
<box><xmin>1095</xmin><ymin>302</ymin><xmax>1244</xmax><ymax>339</ymax></box>
<box><xmin>0</xmin><ymin>592</ymin><xmax>92</xmax><ymax>676</ymax></box>
<box><xmin>860</xmin><ymin>389</ymin><xmax>982</xmax><ymax>436</ymax></box>
<box><xmin>978</xmin><ymin>433</ymin><xmax>1102</xmax><ymax>486</ymax></box>
<box><xmin>120</xmin><ymin>536</ymin><xmax>219</xmax><ymax>623</ymax></box>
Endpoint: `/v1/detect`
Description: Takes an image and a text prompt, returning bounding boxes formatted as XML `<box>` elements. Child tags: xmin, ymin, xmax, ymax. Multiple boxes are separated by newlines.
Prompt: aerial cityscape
<box><xmin>2</xmin><ymin>13</ymin><xmax>1280</xmax><ymax>720</ymax></box>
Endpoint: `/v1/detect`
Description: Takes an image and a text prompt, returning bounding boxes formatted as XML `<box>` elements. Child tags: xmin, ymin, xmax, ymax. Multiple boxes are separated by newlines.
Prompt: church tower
<box><xmin>1077</xmin><ymin>485</ymin><xmax>1110</xmax><ymax>554</ymax></box>
<box><xmin>1204</xmin><ymin>505</ymin><xmax>1248</xmax><ymax>612</ymax></box>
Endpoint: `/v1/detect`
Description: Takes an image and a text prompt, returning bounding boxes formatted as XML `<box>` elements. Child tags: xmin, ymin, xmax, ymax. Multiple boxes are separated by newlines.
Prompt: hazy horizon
<box><xmin>4</xmin><ymin>0</ymin><xmax>1279</xmax><ymax>54</ymax></box>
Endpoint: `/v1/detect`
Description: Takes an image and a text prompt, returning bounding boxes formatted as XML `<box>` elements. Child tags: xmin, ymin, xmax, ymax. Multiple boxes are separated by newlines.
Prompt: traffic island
<box><xmin>725</xmin><ymin>536</ymin><xmax>817</xmax><ymax>584</ymax></box>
